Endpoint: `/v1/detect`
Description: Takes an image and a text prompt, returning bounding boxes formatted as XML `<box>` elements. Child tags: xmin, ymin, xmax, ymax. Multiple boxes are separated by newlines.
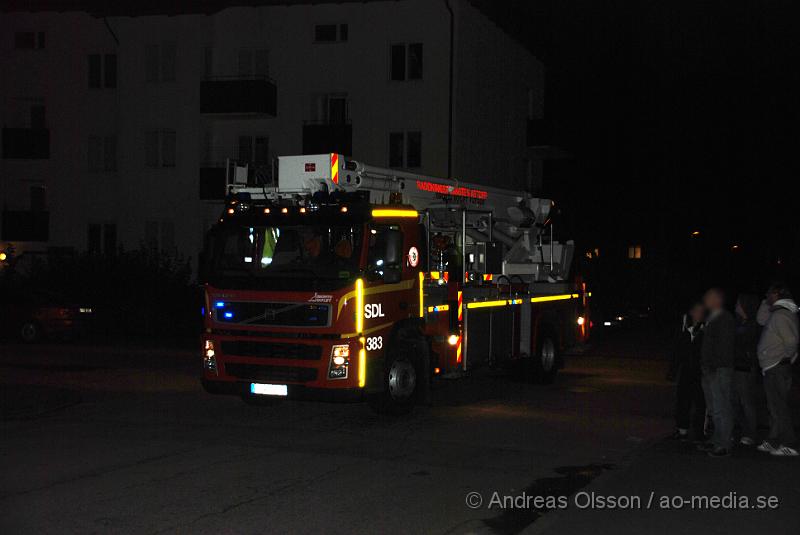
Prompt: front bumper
<box><xmin>202</xmin><ymin>378</ymin><xmax>364</xmax><ymax>402</ymax></box>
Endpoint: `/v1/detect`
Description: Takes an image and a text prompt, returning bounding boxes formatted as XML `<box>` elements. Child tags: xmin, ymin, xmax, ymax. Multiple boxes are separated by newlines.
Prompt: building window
<box><xmin>104</xmin><ymin>54</ymin><xmax>117</xmax><ymax>88</ymax></box>
<box><xmin>390</xmin><ymin>43</ymin><xmax>423</xmax><ymax>81</ymax></box>
<box><xmin>30</xmin><ymin>105</ymin><xmax>46</xmax><ymax>129</ymax></box>
<box><xmin>88</xmin><ymin>223</ymin><xmax>116</xmax><ymax>255</ymax></box>
<box><xmin>237</xmin><ymin>48</ymin><xmax>269</xmax><ymax>78</ymax></box>
<box><xmin>314</xmin><ymin>24</ymin><xmax>348</xmax><ymax>43</ymax></box>
<box><xmin>627</xmin><ymin>245</ymin><xmax>642</xmax><ymax>259</ymax></box>
<box><xmin>237</xmin><ymin>135</ymin><xmax>269</xmax><ymax>165</ymax></box>
<box><xmin>145</xmin><ymin>42</ymin><xmax>176</xmax><ymax>83</ymax></box>
<box><xmin>90</xmin><ymin>135</ymin><xmax>117</xmax><ymax>172</ymax></box>
<box><xmin>326</xmin><ymin>95</ymin><xmax>348</xmax><ymax>125</ymax></box>
<box><xmin>88</xmin><ymin>54</ymin><xmax>117</xmax><ymax>89</ymax></box>
<box><xmin>145</xmin><ymin>220</ymin><xmax>175</xmax><ymax>253</ymax></box>
<box><xmin>30</xmin><ymin>185</ymin><xmax>46</xmax><ymax>211</ymax></box>
<box><xmin>388</xmin><ymin>131</ymin><xmax>422</xmax><ymax>168</ymax></box>
<box><xmin>145</xmin><ymin>129</ymin><xmax>176</xmax><ymax>168</ymax></box>
<box><xmin>203</xmin><ymin>46</ymin><xmax>214</xmax><ymax>78</ymax></box>
<box><xmin>15</xmin><ymin>31</ymin><xmax>44</xmax><ymax>49</ymax></box>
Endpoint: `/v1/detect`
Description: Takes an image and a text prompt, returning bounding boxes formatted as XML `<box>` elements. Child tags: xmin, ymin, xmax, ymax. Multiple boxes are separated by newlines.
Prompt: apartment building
<box><xmin>1</xmin><ymin>0</ymin><xmax>547</xmax><ymax>267</ymax></box>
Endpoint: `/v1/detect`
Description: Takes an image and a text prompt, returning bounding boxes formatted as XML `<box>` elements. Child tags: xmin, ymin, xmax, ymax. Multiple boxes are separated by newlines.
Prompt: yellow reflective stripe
<box><xmin>371</xmin><ymin>209</ymin><xmax>419</xmax><ymax>218</ymax></box>
<box><xmin>530</xmin><ymin>293</ymin><xmax>577</xmax><ymax>303</ymax></box>
<box><xmin>418</xmin><ymin>271</ymin><xmax>424</xmax><ymax>318</ymax></box>
<box><xmin>467</xmin><ymin>299</ymin><xmax>510</xmax><ymax>309</ymax></box>
<box><xmin>358</xmin><ymin>337</ymin><xmax>366</xmax><ymax>388</ymax></box>
<box><xmin>355</xmin><ymin>278</ymin><xmax>364</xmax><ymax>333</ymax></box>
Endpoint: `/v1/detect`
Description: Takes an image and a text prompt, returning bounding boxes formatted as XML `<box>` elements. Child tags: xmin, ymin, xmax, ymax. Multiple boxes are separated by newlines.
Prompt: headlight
<box><xmin>203</xmin><ymin>340</ymin><xmax>217</xmax><ymax>374</ymax></box>
<box><xmin>328</xmin><ymin>344</ymin><xmax>350</xmax><ymax>379</ymax></box>
<box><xmin>447</xmin><ymin>334</ymin><xmax>459</xmax><ymax>346</ymax></box>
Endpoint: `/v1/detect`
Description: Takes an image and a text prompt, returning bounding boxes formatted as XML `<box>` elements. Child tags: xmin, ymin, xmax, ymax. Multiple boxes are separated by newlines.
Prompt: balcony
<box><xmin>2</xmin><ymin>128</ymin><xmax>50</xmax><ymax>159</ymax></box>
<box><xmin>200</xmin><ymin>76</ymin><xmax>277</xmax><ymax>116</ymax></box>
<box><xmin>526</xmin><ymin>118</ymin><xmax>552</xmax><ymax>147</ymax></box>
<box><xmin>302</xmin><ymin>122</ymin><xmax>352</xmax><ymax>156</ymax></box>
<box><xmin>2</xmin><ymin>210</ymin><xmax>49</xmax><ymax>241</ymax></box>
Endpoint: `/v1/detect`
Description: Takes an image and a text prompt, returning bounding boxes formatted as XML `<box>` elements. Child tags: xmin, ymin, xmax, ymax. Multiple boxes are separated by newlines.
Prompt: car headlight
<box><xmin>328</xmin><ymin>344</ymin><xmax>350</xmax><ymax>379</ymax></box>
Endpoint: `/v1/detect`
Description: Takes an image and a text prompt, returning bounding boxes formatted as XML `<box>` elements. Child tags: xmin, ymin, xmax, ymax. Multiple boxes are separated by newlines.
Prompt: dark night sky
<box><xmin>475</xmin><ymin>0</ymin><xmax>800</xmax><ymax>306</ymax></box>
<box><xmin>478</xmin><ymin>0</ymin><xmax>799</xmax><ymax>245</ymax></box>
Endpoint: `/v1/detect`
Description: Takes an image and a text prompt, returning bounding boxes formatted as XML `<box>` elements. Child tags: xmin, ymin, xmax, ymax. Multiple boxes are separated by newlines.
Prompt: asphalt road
<box><xmin>0</xmin><ymin>331</ymin><xmax>692</xmax><ymax>534</ymax></box>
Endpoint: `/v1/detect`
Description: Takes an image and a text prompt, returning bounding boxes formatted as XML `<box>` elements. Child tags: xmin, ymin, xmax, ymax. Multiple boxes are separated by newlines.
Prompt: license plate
<box><xmin>250</xmin><ymin>383</ymin><xmax>288</xmax><ymax>396</ymax></box>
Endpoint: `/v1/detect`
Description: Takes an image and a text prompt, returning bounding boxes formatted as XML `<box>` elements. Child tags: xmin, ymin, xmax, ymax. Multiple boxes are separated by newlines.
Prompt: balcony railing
<box><xmin>302</xmin><ymin>121</ymin><xmax>352</xmax><ymax>156</ymax></box>
<box><xmin>199</xmin><ymin>159</ymin><xmax>274</xmax><ymax>200</ymax></box>
<box><xmin>2</xmin><ymin>128</ymin><xmax>50</xmax><ymax>159</ymax></box>
<box><xmin>200</xmin><ymin>76</ymin><xmax>277</xmax><ymax>115</ymax></box>
<box><xmin>1</xmin><ymin>210</ymin><xmax>50</xmax><ymax>241</ymax></box>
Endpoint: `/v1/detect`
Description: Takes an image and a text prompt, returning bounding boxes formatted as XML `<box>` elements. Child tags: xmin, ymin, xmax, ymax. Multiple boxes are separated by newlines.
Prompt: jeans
<box><xmin>704</xmin><ymin>367</ymin><xmax>734</xmax><ymax>449</ymax></box>
<box><xmin>676</xmin><ymin>369</ymin><xmax>705</xmax><ymax>436</ymax></box>
<box><xmin>732</xmin><ymin>369</ymin><xmax>759</xmax><ymax>440</ymax></box>
<box><xmin>763</xmin><ymin>365</ymin><xmax>796</xmax><ymax>446</ymax></box>
<box><xmin>701</xmin><ymin>369</ymin><xmax>714</xmax><ymax>428</ymax></box>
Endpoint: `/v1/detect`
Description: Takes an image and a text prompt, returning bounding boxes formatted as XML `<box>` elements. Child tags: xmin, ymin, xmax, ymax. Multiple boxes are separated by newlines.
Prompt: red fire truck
<box><xmin>201</xmin><ymin>154</ymin><xmax>590</xmax><ymax>413</ymax></box>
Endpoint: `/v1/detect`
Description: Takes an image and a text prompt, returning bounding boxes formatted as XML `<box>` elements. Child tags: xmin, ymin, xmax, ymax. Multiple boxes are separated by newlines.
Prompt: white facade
<box><xmin>0</xmin><ymin>0</ymin><xmax>544</xmax><ymax>268</ymax></box>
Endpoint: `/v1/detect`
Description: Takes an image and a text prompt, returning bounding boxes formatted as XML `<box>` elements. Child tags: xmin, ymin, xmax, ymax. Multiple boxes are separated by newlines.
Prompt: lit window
<box><xmin>627</xmin><ymin>245</ymin><xmax>642</xmax><ymax>259</ymax></box>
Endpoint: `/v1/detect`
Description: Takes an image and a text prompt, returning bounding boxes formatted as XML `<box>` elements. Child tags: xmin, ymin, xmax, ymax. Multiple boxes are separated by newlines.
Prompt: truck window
<box><xmin>368</xmin><ymin>225</ymin><xmax>403</xmax><ymax>269</ymax></box>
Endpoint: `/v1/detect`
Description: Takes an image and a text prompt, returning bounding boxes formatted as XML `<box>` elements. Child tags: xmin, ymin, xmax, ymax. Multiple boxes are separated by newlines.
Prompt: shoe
<box><xmin>739</xmin><ymin>437</ymin><xmax>755</xmax><ymax>446</ymax></box>
<box><xmin>696</xmin><ymin>441</ymin><xmax>714</xmax><ymax>452</ymax></box>
<box><xmin>770</xmin><ymin>445</ymin><xmax>799</xmax><ymax>457</ymax></box>
<box><xmin>708</xmin><ymin>447</ymin><xmax>730</xmax><ymax>458</ymax></box>
<box><xmin>757</xmin><ymin>441</ymin><xmax>776</xmax><ymax>453</ymax></box>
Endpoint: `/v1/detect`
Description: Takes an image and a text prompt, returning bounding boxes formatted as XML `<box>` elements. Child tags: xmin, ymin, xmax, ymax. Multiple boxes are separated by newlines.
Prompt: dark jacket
<box><xmin>733</xmin><ymin>318</ymin><xmax>760</xmax><ymax>371</ymax></box>
<box><xmin>701</xmin><ymin>309</ymin><xmax>736</xmax><ymax>369</ymax></box>
<box><xmin>670</xmin><ymin>316</ymin><xmax>704</xmax><ymax>380</ymax></box>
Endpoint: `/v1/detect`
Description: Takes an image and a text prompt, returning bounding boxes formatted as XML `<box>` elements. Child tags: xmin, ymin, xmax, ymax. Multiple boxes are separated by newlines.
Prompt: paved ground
<box><xmin>0</xmin><ymin>331</ymin><xmax>796</xmax><ymax>534</ymax></box>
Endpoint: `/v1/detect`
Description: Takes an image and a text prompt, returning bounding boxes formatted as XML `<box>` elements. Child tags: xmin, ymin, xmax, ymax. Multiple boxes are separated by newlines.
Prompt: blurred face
<box><xmin>703</xmin><ymin>290</ymin><xmax>723</xmax><ymax>311</ymax></box>
<box><xmin>689</xmin><ymin>304</ymin><xmax>706</xmax><ymax>324</ymax></box>
<box><xmin>766</xmin><ymin>288</ymin><xmax>780</xmax><ymax>306</ymax></box>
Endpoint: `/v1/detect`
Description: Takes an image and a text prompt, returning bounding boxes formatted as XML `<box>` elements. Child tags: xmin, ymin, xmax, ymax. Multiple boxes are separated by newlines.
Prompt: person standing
<box><xmin>700</xmin><ymin>288</ymin><xmax>736</xmax><ymax>457</ymax></box>
<box><xmin>756</xmin><ymin>282</ymin><xmax>799</xmax><ymax>457</ymax></box>
<box><xmin>732</xmin><ymin>293</ymin><xmax>761</xmax><ymax>446</ymax></box>
<box><xmin>669</xmin><ymin>302</ymin><xmax>706</xmax><ymax>440</ymax></box>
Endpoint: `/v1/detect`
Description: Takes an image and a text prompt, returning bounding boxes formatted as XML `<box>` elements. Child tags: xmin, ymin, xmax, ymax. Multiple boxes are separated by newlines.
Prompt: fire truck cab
<box><xmin>201</xmin><ymin>154</ymin><xmax>589</xmax><ymax>413</ymax></box>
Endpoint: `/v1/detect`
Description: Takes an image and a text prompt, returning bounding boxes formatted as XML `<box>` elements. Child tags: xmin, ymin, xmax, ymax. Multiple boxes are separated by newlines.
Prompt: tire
<box><xmin>534</xmin><ymin>331</ymin><xmax>559</xmax><ymax>384</ymax></box>
<box><xmin>20</xmin><ymin>321</ymin><xmax>40</xmax><ymax>343</ymax></box>
<box><xmin>369</xmin><ymin>331</ymin><xmax>429</xmax><ymax>415</ymax></box>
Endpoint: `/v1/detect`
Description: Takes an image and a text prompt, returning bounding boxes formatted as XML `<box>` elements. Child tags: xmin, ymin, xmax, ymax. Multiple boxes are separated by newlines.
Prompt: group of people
<box><xmin>669</xmin><ymin>282</ymin><xmax>798</xmax><ymax>457</ymax></box>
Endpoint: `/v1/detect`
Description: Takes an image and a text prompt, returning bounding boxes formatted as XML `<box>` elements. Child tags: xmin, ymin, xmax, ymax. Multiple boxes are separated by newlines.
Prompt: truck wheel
<box><xmin>20</xmin><ymin>321</ymin><xmax>40</xmax><ymax>343</ymax></box>
<box><xmin>369</xmin><ymin>332</ymin><xmax>429</xmax><ymax>415</ymax></box>
<box><xmin>534</xmin><ymin>332</ymin><xmax>559</xmax><ymax>384</ymax></box>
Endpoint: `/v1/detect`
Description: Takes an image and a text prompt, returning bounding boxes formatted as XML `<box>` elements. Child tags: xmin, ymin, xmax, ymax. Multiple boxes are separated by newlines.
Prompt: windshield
<box><xmin>205</xmin><ymin>224</ymin><xmax>364</xmax><ymax>290</ymax></box>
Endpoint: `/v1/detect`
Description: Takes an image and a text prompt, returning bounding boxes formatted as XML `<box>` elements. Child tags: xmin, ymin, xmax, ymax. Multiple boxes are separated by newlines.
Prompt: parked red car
<box><xmin>0</xmin><ymin>287</ymin><xmax>93</xmax><ymax>342</ymax></box>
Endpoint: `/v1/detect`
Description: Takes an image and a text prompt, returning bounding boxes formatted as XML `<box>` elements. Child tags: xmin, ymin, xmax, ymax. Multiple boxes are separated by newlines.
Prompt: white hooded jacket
<box><xmin>757</xmin><ymin>299</ymin><xmax>799</xmax><ymax>372</ymax></box>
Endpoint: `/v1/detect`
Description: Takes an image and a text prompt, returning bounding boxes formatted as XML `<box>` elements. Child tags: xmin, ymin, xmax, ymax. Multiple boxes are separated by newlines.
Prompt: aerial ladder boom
<box><xmin>228</xmin><ymin>153</ymin><xmax>574</xmax><ymax>281</ymax></box>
